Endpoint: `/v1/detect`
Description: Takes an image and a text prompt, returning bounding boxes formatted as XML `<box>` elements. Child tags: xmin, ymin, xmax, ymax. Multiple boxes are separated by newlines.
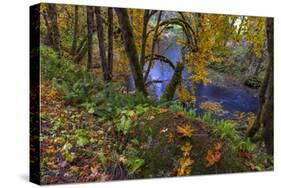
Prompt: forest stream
<box><xmin>145</xmin><ymin>43</ymin><xmax>260</xmax><ymax>117</ymax></box>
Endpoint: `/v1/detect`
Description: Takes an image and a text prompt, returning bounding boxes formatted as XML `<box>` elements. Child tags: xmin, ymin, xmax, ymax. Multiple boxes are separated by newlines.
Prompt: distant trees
<box><xmin>86</xmin><ymin>6</ymin><xmax>94</xmax><ymax>71</ymax></box>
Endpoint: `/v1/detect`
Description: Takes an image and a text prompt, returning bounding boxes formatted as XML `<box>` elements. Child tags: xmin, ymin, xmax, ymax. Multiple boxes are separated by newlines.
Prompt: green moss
<box><xmin>135</xmin><ymin>112</ymin><xmax>249</xmax><ymax>177</ymax></box>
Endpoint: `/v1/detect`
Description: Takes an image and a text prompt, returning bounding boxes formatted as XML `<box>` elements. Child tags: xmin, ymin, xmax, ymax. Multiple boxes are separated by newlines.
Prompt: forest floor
<box><xmin>39</xmin><ymin>77</ymin><xmax>268</xmax><ymax>184</ymax></box>
<box><xmin>38</xmin><ymin>45</ymin><xmax>270</xmax><ymax>185</ymax></box>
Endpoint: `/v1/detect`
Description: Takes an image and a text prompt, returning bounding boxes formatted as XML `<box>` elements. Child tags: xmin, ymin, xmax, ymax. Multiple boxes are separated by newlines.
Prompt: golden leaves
<box><xmin>176</xmin><ymin>123</ymin><xmax>194</xmax><ymax>176</ymax></box>
<box><xmin>177</xmin><ymin>142</ymin><xmax>194</xmax><ymax>176</ymax></box>
<box><xmin>181</xmin><ymin>142</ymin><xmax>192</xmax><ymax>157</ymax></box>
<box><xmin>177</xmin><ymin>157</ymin><xmax>194</xmax><ymax>176</ymax></box>
<box><xmin>205</xmin><ymin>142</ymin><xmax>223</xmax><ymax>167</ymax></box>
<box><xmin>205</xmin><ymin>150</ymin><xmax>222</xmax><ymax>167</ymax></box>
<box><xmin>214</xmin><ymin>142</ymin><xmax>222</xmax><ymax>151</ymax></box>
<box><xmin>45</xmin><ymin>88</ymin><xmax>60</xmax><ymax>101</ymax></box>
<box><xmin>45</xmin><ymin>145</ymin><xmax>57</xmax><ymax>154</ymax></box>
<box><xmin>176</xmin><ymin>123</ymin><xmax>194</xmax><ymax>138</ymax></box>
<box><xmin>199</xmin><ymin>101</ymin><xmax>223</xmax><ymax>114</ymax></box>
<box><xmin>177</xmin><ymin>84</ymin><xmax>196</xmax><ymax>104</ymax></box>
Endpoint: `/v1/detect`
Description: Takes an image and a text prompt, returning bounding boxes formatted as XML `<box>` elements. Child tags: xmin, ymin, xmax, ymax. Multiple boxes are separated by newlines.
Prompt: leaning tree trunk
<box><xmin>71</xmin><ymin>5</ymin><xmax>79</xmax><ymax>56</ymax></box>
<box><xmin>161</xmin><ymin>62</ymin><xmax>184</xmax><ymax>101</ymax></box>
<box><xmin>47</xmin><ymin>4</ymin><xmax>62</xmax><ymax>57</ymax></box>
<box><xmin>107</xmin><ymin>7</ymin><xmax>114</xmax><ymax>81</ymax></box>
<box><xmin>144</xmin><ymin>11</ymin><xmax>162</xmax><ymax>82</ymax></box>
<box><xmin>95</xmin><ymin>7</ymin><xmax>108</xmax><ymax>81</ymax></box>
<box><xmin>86</xmin><ymin>6</ymin><xmax>94</xmax><ymax>71</ymax></box>
<box><xmin>115</xmin><ymin>8</ymin><xmax>147</xmax><ymax>95</ymax></box>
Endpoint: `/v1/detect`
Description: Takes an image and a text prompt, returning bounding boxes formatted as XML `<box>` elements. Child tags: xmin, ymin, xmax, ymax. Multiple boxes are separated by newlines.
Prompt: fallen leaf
<box><xmin>214</xmin><ymin>142</ymin><xmax>222</xmax><ymax>151</ymax></box>
<box><xmin>205</xmin><ymin>150</ymin><xmax>222</xmax><ymax>167</ymax></box>
<box><xmin>181</xmin><ymin>142</ymin><xmax>192</xmax><ymax>157</ymax></box>
<box><xmin>176</xmin><ymin>124</ymin><xmax>194</xmax><ymax>138</ymax></box>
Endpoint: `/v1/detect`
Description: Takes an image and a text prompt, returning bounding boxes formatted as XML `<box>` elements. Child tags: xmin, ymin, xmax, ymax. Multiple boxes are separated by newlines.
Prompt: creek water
<box><xmin>146</xmin><ymin>44</ymin><xmax>260</xmax><ymax>116</ymax></box>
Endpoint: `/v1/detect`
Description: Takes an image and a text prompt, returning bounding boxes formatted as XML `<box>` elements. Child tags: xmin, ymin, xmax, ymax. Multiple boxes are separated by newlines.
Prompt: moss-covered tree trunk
<box><xmin>74</xmin><ymin>38</ymin><xmax>87</xmax><ymax>64</ymax></box>
<box><xmin>262</xmin><ymin>18</ymin><xmax>274</xmax><ymax>155</ymax></box>
<box><xmin>140</xmin><ymin>10</ymin><xmax>150</xmax><ymax>69</ymax></box>
<box><xmin>247</xmin><ymin>18</ymin><xmax>273</xmax><ymax>155</ymax></box>
<box><xmin>42</xmin><ymin>10</ymin><xmax>52</xmax><ymax>46</ymax></box>
<box><xmin>161</xmin><ymin>62</ymin><xmax>184</xmax><ymax>101</ymax></box>
<box><xmin>247</xmin><ymin>18</ymin><xmax>273</xmax><ymax>139</ymax></box>
<box><xmin>47</xmin><ymin>4</ymin><xmax>62</xmax><ymax>57</ymax></box>
<box><xmin>86</xmin><ymin>6</ymin><xmax>94</xmax><ymax>71</ymax></box>
<box><xmin>71</xmin><ymin>5</ymin><xmax>79</xmax><ymax>56</ymax></box>
<box><xmin>115</xmin><ymin>8</ymin><xmax>147</xmax><ymax>95</ymax></box>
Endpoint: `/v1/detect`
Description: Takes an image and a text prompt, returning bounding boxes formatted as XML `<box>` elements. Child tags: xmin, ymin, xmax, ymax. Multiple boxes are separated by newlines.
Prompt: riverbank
<box><xmin>207</xmin><ymin>68</ymin><xmax>259</xmax><ymax>98</ymax></box>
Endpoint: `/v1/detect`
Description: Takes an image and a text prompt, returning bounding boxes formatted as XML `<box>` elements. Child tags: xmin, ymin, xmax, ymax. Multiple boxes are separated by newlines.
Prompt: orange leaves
<box><xmin>205</xmin><ymin>150</ymin><xmax>222</xmax><ymax>167</ymax></box>
<box><xmin>45</xmin><ymin>88</ymin><xmax>60</xmax><ymax>101</ymax></box>
<box><xmin>199</xmin><ymin>101</ymin><xmax>223</xmax><ymax>113</ymax></box>
<box><xmin>176</xmin><ymin>124</ymin><xmax>194</xmax><ymax>176</ymax></box>
<box><xmin>205</xmin><ymin>142</ymin><xmax>223</xmax><ymax>167</ymax></box>
<box><xmin>181</xmin><ymin>142</ymin><xmax>192</xmax><ymax>157</ymax></box>
<box><xmin>45</xmin><ymin>145</ymin><xmax>57</xmax><ymax>154</ymax></box>
<box><xmin>177</xmin><ymin>157</ymin><xmax>194</xmax><ymax>176</ymax></box>
<box><xmin>177</xmin><ymin>142</ymin><xmax>194</xmax><ymax>176</ymax></box>
<box><xmin>46</xmin><ymin>161</ymin><xmax>59</xmax><ymax>169</ymax></box>
<box><xmin>176</xmin><ymin>123</ymin><xmax>194</xmax><ymax>138</ymax></box>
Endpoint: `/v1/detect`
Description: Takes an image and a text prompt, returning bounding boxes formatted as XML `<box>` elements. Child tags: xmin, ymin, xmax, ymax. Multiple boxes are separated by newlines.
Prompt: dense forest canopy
<box><xmin>37</xmin><ymin>3</ymin><xmax>273</xmax><ymax>184</ymax></box>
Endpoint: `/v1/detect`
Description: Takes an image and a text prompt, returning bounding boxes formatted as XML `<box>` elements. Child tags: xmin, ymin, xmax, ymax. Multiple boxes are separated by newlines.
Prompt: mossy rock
<box><xmin>244</xmin><ymin>76</ymin><xmax>262</xmax><ymax>89</ymax></box>
<box><xmin>136</xmin><ymin>112</ymin><xmax>249</xmax><ymax>178</ymax></box>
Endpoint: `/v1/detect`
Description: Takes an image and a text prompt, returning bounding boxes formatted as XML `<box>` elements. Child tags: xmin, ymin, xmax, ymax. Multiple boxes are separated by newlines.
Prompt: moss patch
<box><xmin>136</xmin><ymin>112</ymin><xmax>250</xmax><ymax>177</ymax></box>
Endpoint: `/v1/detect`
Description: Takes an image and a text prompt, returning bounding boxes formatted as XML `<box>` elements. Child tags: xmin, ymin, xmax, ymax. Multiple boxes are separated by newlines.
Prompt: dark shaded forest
<box><xmin>36</xmin><ymin>3</ymin><xmax>273</xmax><ymax>184</ymax></box>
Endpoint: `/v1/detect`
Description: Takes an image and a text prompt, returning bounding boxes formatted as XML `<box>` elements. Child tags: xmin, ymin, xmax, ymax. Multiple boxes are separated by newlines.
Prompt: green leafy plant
<box><xmin>185</xmin><ymin>108</ymin><xmax>197</xmax><ymax>119</ymax></box>
<box><xmin>202</xmin><ymin>111</ymin><xmax>215</xmax><ymax>124</ymax></box>
<box><xmin>117</xmin><ymin>115</ymin><xmax>133</xmax><ymax>135</ymax></box>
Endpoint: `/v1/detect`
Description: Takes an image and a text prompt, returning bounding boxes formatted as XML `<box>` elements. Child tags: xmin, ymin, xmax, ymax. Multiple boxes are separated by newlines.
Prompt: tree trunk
<box><xmin>247</xmin><ymin>53</ymin><xmax>272</xmax><ymax>138</ymax></box>
<box><xmin>71</xmin><ymin>5</ymin><xmax>79</xmax><ymax>56</ymax></box>
<box><xmin>161</xmin><ymin>62</ymin><xmax>184</xmax><ymax>101</ymax></box>
<box><xmin>247</xmin><ymin>18</ymin><xmax>274</xmax><ymax>156</ymax></box>
<box><xmin>95</xmin><ymin>7</ymin><xmax>108</xmax><ymax>81</ymax></box>
<box><xmin>47</xmin><ymin>4</ymin><xmax>62</xmax><ymax>57</ymax></box>
<box><xmin>74</xmin><ymin>38</ymin><xmax>87</xmax><ymax>64</ymax></box>
<box><xmin>42</xmin><ymin>10</ymin><xmax>52</xmax><ymax>46</ymax></box>
<box><xmin>107</xmin><ymin>8</ymin><xmax>114</xmax><ymax>81</ymax></box>
<box><xmin>144</xmin><ymin>11</ymin><xmax>162</xmax><ymax>82</ymax></box>
<box><xmin>140</xmin><ymin>10</ymin><xmax>150</xmax><ymax>69</ymax></box>
<box><xmin>115</xmin><ymin>8</ymin><xmax>147</xmax><ymax>95</ymax></box>
<box><xmin>86</xmin><ymin>6</ymin><xmax>94</xmax><ymax>71</ymax></box>
<box><xmin>262</xmin><ymin>18</ymin><xmax>274</xmax><ymax>155</ymax></box>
